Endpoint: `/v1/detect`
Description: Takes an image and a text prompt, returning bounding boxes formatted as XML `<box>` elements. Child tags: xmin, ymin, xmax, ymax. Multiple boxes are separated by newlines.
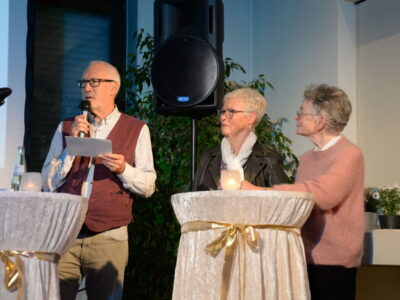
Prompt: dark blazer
<box><xmin>193</xmin><ymin>141</ymin><xmax>288</xmax><ymax>191</ymax></box>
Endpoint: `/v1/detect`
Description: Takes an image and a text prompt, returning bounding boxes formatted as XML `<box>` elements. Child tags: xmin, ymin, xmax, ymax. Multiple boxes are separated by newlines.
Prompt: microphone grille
<box><xmin>79</xmin><ymin>100</ymin><xmax>91</xmax><ymax>111</ymax></box>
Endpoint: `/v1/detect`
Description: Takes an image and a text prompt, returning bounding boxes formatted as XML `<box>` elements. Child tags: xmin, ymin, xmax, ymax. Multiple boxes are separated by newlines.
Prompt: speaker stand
<box><xmin>191</xmin><ymin>117</ymin><xmax>197</xmax><ymax>191</ymax></box>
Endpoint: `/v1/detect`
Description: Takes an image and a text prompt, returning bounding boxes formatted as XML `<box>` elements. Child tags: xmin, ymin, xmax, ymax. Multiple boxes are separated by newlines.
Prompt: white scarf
<box><xmin>221</xmin><ymin>131</ymin><xmax>257</xmax><ymax>181</ymax></box>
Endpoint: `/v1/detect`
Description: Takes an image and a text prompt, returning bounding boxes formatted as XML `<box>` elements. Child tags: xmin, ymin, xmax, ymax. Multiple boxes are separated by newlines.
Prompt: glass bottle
<box><xmin>10</xmin><ymin>146</ymin><xmax>26</xmax><ymax>191</ymax></box>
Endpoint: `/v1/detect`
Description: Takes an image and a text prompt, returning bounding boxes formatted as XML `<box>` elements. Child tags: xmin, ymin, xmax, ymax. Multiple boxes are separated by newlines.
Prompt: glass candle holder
<box><xmin>220</xmin><ymin>170</ymin><xmax>241</xmax><ymax>190</ymax></box>
<box><xmin>20</xmin><ymin>172</ymin><xmax>42</xmax><ymax>192</ymax></box>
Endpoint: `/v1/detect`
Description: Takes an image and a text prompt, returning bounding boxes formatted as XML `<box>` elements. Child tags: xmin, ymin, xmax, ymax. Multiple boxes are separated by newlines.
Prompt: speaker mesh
<box><xmin>152</xmin><ymin>35</ymin><xmax>220</xmax><ymax>108</ymax></box>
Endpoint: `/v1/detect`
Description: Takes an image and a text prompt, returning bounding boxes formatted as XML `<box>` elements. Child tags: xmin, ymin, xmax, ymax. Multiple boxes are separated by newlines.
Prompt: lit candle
<box><xmin>20</xmin><ymin>172</ymin><xmax>42</xmax><ymax>192</ymax></box>
<box><xmin>220</xmin><ymin>170</ymin><xmax>241</xmax><ymax>190</ymax></box>
<box><xmin>25</xmin><ymin>183</ymin><xmax>35</xmax><ymax>190</ymax></box>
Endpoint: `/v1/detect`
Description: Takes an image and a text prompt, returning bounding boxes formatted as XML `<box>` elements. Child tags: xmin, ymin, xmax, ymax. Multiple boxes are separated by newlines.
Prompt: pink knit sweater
<box><xmin>274</xmin><ymin>136</ymin><xmax>365</xmax><ymax>267</ymax></box>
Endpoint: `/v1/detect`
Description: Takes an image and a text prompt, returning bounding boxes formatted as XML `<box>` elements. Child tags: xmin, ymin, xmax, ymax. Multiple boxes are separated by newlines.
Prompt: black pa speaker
<box><xmin>152</xmin><ymin>0</ymin><xmax>224</xmax><ymax>116</ymax></box>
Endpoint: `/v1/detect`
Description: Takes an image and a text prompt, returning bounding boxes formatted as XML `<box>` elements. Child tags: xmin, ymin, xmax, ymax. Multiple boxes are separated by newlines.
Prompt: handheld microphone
<box><xmin>79</xmin><ymin>100</ymin><xmax>91</xmax><ymax>137</ymax></box>
<box><xmin>0</xmin><ymin>88</ymin><xmax>12</xmax><ymax>106</ymax></box>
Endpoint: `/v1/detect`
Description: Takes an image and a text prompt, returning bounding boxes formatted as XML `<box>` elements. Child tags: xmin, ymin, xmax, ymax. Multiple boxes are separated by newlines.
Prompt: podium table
<box><xmin>171</xmin><ymin>190</ymin><xmax>314</xmax><ymax>300</ymax></box>
<box><xmin>0</xmin><ymin>192</ymin><xmax>88</xmax><ymax>300</ymax></box>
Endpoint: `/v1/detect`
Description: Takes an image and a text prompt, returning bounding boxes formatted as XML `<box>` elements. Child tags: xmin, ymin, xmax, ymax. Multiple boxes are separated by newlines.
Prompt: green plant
<box><xmin>377</xmin><ymin>185</ymin><xmax>400</xmax><ymax>216</ymax></box>
<box><xmin>121</xmin><ymin>29</ymin><xmax>298</xmax><ymax>300</ymax></box>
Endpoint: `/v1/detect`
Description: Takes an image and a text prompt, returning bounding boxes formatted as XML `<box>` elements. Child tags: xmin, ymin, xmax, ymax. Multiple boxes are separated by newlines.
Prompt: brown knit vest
<box><xmin>58</xmin><ymin>113</ymin><xmax>145</xmax><ymax>232</ymax></box>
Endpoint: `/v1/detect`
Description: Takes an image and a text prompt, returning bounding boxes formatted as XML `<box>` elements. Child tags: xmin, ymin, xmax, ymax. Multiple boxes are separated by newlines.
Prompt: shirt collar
<box><xmin>90</xmin><ymin>106</ymin><xmax>120</xmax><ymax>126</ymax></box>
<box><xmin>314</xmin><ymin>135</ymin><xmax>342</xmax><ymax>152</ymax></box>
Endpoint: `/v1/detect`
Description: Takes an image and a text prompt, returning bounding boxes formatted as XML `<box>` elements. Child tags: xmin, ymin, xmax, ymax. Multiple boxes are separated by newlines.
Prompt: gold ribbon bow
<box><xmin>0</xmin><ymin>250</ymin><xmax>60</xmax><ymax>300</ymax></box>
<box><xmin>181</xmin><ymin>221</ymin><xmax>299</xmax><ymax>300</ymax></box>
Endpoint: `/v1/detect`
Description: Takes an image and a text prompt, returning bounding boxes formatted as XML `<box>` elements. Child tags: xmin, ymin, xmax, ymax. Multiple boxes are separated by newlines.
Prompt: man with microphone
<box><xmin>41</xmin><ymin>60</ymin><xmax>156</xmax><ymax>300</ymax></box>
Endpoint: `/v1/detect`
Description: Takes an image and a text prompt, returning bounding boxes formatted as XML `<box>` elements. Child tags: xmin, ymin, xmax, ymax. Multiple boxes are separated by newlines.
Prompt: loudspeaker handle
<box><xmin>154</xmin><ymin>3</ymin><xmax>160</xmax><ymax>39</ymax></box>
<box><xmin>208</xmin><ymin>5</ymin><xmax>213</xmax><ymax>34</ymax></box>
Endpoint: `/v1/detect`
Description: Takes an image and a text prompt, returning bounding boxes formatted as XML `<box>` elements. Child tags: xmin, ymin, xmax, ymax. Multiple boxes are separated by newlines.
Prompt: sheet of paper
<box><xmin>65</xmin><ymin>136</ymin><xmax>112</xmax><ymax>157</ymax></box>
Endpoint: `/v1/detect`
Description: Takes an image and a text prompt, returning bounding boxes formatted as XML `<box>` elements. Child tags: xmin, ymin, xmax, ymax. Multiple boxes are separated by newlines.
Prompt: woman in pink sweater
<box><xmin>242</xmin><ymin>84</ymin><xmax>364</xmax><ymax>300</ymax></box>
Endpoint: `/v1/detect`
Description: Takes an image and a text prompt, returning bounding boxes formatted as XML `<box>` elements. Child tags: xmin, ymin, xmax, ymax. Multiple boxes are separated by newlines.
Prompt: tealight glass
<box><xmin>220</xmin><ymin>170</ymin><xmax>241</xmax><ymax>190</ymax></box>
<box><xmin>20</xmin><ymin>172</ymin><xmax>42</xmax><ymax>192</ymax></box>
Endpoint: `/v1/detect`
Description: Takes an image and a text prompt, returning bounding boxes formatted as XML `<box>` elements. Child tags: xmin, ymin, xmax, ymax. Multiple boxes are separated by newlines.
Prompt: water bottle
<box><xmin>10</xmin><ymin>146</ymin><xmax>26</xmax><ymax>191</ymax></box>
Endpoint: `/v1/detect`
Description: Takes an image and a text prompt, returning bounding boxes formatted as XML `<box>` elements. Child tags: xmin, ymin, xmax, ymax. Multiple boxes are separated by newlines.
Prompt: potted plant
<box><xmin>364</xmin><ymin>187</ymin><xmax>380</xmax><ymax>231</ymax></box>
<box><xmin>376</xmin><ymin>184</ymin><xmax>400</xmax><ymax>229</ymax></box>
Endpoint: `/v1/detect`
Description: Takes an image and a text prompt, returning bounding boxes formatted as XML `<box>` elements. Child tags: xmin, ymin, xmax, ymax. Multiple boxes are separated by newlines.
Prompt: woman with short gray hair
<box><xmin>194</xmin><ymin>87</ymin><xmax>287</xmax><ymax>191</ymax></box>
<box><xmin>303</xmin><ymin>84</ymin><xmax>352</xmax><ymax>134</ymax></box>
<box><xmin>242</xmin><ymin>84</ymin><xmax>365</xmax><ymax>300</ymax></box>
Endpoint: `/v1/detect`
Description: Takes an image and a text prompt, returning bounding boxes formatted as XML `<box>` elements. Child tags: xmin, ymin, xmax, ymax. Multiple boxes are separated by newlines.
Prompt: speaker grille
<box><xmin>152</xmin><ymin>35</ymin><xmax>220</xmax><ymax>108</ymax></box>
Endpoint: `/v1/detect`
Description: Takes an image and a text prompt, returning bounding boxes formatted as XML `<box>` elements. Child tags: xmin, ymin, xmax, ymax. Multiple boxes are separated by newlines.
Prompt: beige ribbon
<box><xmin>181</xmin><ymin>221</ymin><xmax>300</xmax><ymax>300</ymax></box>
<box><xmin>0</xmin><ymin>250</ymin><xmax>60</xmax><ymax>300</ymax></box>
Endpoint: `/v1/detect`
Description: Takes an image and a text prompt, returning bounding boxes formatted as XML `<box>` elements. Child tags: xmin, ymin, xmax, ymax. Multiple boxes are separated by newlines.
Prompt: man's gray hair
<box><xmin>85</xmin><ymin>60</ymin><xmax>121</xmax><ymax>87</ymax></box>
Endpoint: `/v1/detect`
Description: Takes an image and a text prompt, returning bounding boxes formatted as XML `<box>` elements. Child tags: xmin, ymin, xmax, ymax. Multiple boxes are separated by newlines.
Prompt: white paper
<box><xmin>65</xmin><ymin>136</ymin><xmax>112</xmax><ymax>157</ymax></box>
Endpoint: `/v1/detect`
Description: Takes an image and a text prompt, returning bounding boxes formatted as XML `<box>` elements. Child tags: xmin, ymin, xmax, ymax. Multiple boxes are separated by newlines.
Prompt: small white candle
<box><xmin>20</xmin><ymin>172</ymin><xmax>42</xmax><ymax>192</ymax></box>
<box><xmin>220</xmin><ymin>170</ymin><xmax>241</xmax><ymax>190</ymax></box>
<box><xmin>25</xmin><ymin>183</ymin><xmax>35</xmax><ymax>190</ymax></box>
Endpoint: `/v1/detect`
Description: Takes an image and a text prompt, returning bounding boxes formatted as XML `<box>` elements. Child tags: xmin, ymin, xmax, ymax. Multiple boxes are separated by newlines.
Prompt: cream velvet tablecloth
<box><xmin>0</xmin><ymin>192</ymin><xmax>88</xmax><ymax>300</ymax></box>
<box><xmin>171</xmin><ymin>190</ymin><xmax>314</xmax><ymax>300</ymax></box>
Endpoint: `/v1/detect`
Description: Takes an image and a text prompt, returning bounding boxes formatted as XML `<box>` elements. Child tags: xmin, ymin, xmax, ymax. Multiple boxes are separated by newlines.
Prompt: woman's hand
<box><xmin>241</xmin><ymin>180</ymin><xmax>271</xmax><ymax>190</ymax></box>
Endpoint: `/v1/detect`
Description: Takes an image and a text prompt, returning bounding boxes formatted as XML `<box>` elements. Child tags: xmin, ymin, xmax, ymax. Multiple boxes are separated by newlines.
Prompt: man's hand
<box><xmin>240</xmin><ymin>180</ymin><xmax>270</xmax><ymax>191</ymax></box>
<box><xmin>71</xmin><ymin>114</ymin><xmax>90</xmax><ymax>137</ymax></box>
<box><xmin>99</xmin><ymin>153</ymin><xmax>126</xmax><ymax>174</ymax></box>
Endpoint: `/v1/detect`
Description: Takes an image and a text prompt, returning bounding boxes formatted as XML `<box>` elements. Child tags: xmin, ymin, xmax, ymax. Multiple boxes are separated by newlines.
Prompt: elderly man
<box><xmin>42</xmin><ymin>60</ymin><xmax>156</xmax><ymax>300</ymax></box>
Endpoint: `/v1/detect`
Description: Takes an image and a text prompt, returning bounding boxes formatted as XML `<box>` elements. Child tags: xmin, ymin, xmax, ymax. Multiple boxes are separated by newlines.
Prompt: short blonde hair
<box><xmin>224</xmin><ymin>88</ymin><xmax>267</xmax><ymax>127</ymax></box>
<box><xmin>304</xmin><ymin>84</ymin><xmax>352</xmax><ymax>134</ymax></box>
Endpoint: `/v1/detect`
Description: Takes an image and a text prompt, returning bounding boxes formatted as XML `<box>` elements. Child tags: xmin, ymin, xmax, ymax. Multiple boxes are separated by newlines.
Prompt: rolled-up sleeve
<box><xmin>117</xmin><ymin>124</ymin><xmax>156</xmax><ymax>198</ymax></box>
<box><xmin>41</xmin><ymin>122</ymin><xmax>75</xmax><ymax>192</ymax></box>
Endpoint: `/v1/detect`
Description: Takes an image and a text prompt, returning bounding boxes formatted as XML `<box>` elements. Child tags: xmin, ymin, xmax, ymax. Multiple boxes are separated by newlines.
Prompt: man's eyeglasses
<box><xmin>217</xmin><ymin>109</ymin><xmax>252</xmax><ymax>119</ymax></box>
<box><xmin>296</xmin><ymin>110</ymin><xmax>319</xmax><ymax>117</ymax></box>
<box><xmin>77</xmin><ymin>78</ymin><xmax>115</xmax><ymax>88</ymax></box>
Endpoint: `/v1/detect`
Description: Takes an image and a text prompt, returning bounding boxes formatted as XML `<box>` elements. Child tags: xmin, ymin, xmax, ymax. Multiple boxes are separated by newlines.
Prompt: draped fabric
<box><xmin>220</xmin><ymin>131</ymin><xmax>257</xmax><ymax>181</ymax></box>
<box><xmin>171</xmin><ymin>190</ymin><xmax>314</xmax><ymax>300</ymax></box>
<box><xmin>0</xmin><ymin>192</ymin><xmax>88</xmax><ymax>300</ymax></box>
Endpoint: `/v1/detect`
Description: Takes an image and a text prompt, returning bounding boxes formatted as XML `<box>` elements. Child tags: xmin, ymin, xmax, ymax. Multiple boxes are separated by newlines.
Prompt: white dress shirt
<box><xmin>313</xmin><ymin>135</ymin><xmax>342</xmax><ymax>152</ymax></box>
<box><xmin>41</xmin><ymin>107</ymin><xmax>156</xmax><ymax>198</ymax></box>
